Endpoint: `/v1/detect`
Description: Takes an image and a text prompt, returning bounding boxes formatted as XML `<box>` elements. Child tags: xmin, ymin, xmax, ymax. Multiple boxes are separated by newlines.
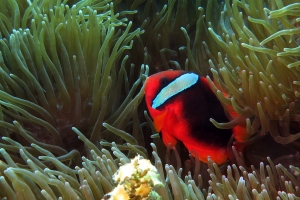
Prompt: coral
<box><xmin>0</xmin><ymin>129</ymin><xmax>299</xmax><ymax>199</ymax></box>
<box><xmin>103</xmin><ymin>155</ymin><xmax>163</xmax><ymax>199</ymax></box>
<box><xmin>0</xmin><ymin>0</ymin><xmax>300</xmax><ymax>199</ymax></box>
<box><xmin>205</xmin><ymin>0</ymin><xmax>300</xmax><ymax>149</ymax></box>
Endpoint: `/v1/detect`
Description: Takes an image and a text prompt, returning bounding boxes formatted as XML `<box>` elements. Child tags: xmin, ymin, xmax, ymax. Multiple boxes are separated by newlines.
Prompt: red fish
<box><xmin>144</xmin><ymin>70</ymin><xmax>248</xmax><ymax>164</ymax></box>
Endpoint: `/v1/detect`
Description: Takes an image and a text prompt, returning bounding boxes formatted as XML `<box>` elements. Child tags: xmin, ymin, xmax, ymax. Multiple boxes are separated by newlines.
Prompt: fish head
<box><xmin>144</xmin><ymin>70</ymin><xmax>186</xmax><ymax>132</ymax></box>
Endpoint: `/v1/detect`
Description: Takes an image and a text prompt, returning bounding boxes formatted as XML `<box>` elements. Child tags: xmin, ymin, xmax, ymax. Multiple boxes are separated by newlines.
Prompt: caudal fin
<box><xmin>232</xmin><ymin>125</ymin><xmax>248</xmax><ymax>142</ymax></box>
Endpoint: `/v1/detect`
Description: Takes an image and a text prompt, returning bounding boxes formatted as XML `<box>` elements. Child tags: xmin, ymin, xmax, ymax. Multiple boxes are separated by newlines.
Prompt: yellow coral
<box><xmin>107</xmin><ymin>155</ymin><xmax>163</xmax><ymax>200</ymax></box>
<box><xmin>108</xmin><ymin>185</ymin><xmax>129</xmax><ymax>200</ymax></box>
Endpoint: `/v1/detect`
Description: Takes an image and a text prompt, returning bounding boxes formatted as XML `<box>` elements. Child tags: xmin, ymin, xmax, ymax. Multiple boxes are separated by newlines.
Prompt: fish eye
<box><xmin>160</xmin><ymin>78</ymin><xmax>169</xmax><ymax>87</ymax></box>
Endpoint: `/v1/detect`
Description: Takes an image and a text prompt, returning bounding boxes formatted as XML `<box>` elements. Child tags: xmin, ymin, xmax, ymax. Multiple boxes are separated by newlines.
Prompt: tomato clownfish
<box><xmin>144</xmin><ymin>70</ymin><xmax>248</xmax><ymax>165</ymax></box>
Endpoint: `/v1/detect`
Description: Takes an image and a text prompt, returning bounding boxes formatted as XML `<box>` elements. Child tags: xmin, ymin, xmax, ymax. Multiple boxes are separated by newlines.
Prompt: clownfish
<box><xmin>144</xmin><ymin>70</ymin><xmax>248</xmax><ymax>165</ymax></box>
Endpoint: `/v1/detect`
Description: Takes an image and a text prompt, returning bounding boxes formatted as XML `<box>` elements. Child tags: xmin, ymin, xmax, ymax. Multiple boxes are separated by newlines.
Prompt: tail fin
<box><xmin>232</xmin><ymin>125</ymin><xmax>248</xmax><ymax>142</ymax></box>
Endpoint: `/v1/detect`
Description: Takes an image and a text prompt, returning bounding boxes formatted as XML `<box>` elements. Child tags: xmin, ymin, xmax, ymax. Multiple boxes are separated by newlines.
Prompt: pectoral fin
<box><xmin>161</xmin><ymin>130</ymin><xmax>177</xmax><ymax>147</ymax></box>
<box><xmin>153</xmin><ymin>109</ymin><xmax>169</xmax><ymax>132</ymax></box>
<box><xmin>153</xmin><ymin>109</ymin><xmax>177</xmax><ymax>147</ymax></box>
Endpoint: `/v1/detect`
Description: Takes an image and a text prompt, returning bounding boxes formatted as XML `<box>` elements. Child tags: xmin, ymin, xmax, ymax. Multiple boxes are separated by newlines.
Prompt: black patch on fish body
<box><xmin>180</xmin><ymin>78</ymin><xmax>232</xmax><ymax>148</ymax></box>
<box><xmin>151</xmin><ymin>71</ymin><xmax>232</xmax><ymax>148</ymax></box>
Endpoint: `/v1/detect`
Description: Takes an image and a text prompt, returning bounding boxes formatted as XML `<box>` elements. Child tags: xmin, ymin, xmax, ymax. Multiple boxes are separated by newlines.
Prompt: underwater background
<box><xmin>0</xmin><ymin>0</ymin><xmax>300</xmax><ymax>199</ymax></box>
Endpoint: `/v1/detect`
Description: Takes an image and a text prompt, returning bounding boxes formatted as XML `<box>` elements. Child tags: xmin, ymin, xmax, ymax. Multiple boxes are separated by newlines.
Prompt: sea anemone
<box><xmin>1</xmin><ymin>129</ymin><xmax>300</xmax><ymax>199</ymax></box>
<box><xmin>203</xmin><ymin>0</ymin><xmax>300</xmax><ymax>165</ymax></box>
<box><xmin>0</xmin><ymin>0</ymin><xmax>147</xmax><ymax>154</ymax></box>
<box><xmin>0</xmin><ymin>0</ymin><xmax>300</xmax><ymax>199</ymax></box>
